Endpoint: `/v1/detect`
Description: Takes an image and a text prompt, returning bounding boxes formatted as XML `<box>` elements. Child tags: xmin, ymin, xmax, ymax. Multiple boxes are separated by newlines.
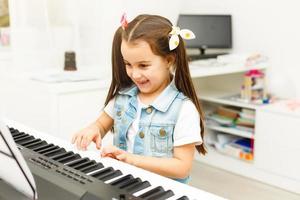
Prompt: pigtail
<box><xmin>174</xmin><ymin>38</ymin><xmax>207</xmax><ymax>155</ymax></box>
<box><xmin>105</xmin><ymin>27</ymin><xmax>133</xmax><ymax>106</ymax></box>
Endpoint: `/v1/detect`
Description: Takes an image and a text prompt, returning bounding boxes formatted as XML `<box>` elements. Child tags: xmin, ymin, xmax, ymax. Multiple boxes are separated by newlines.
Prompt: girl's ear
<box><xmin>166</xmin><ymin>54</ymin><xmax>175</xmax><ymax>68</ymax></box>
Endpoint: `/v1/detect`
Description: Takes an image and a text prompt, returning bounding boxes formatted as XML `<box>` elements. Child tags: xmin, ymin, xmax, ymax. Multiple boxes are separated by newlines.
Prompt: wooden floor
<box><xmin>189</xmin><ymin>161</ymin><xmax>300</xmax><ymax>200</ymax></box>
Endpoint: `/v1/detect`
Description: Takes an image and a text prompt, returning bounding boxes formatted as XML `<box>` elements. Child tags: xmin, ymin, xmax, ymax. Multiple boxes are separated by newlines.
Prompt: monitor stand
<box><xmin>188</xmin><ymin>48</ymin><xmax>227</xmax><ymax>61</ymax></box>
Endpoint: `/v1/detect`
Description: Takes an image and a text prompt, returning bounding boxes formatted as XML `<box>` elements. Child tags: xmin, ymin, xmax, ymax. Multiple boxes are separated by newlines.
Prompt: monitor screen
<box><xmin>177</xmin><ymin>15</ymin><xmax>232</xmax><ymax>49</ymax></box>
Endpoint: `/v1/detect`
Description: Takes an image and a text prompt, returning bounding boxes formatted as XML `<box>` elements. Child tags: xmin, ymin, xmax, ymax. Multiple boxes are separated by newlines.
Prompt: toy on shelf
<box><xmin>240</xmin><ymin>69</ymin><xmax>267</xmax><ymax>104</ymax></box>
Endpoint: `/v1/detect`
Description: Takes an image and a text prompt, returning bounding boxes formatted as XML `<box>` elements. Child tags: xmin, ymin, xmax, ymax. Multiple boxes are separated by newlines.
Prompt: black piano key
<box><xmin>147</xmin><ymin>190</ymin><xmax>174</xmax><ymax>200</ymax></box>
<box><xmin>110</xmin><ymin>174</ymin><xmax>134</xmax><ymax>187</ymax></box>
<box><xmin>97</xmin><ymin>169</ymin><xmax>122</xmax><ymax>182</ymax></box>
<box><xmin>10</xmin><ymin>129</ymin><xmax>20</xmax><ymax>135</ymax></box>
<box><xmin>73</xmin><ymin>160</ymin><xmax>96</xmax><ymax>171</ymax></box>
<box><xmin>126</xmin><ymin>181</ymin><xmax>151</xmax><ymax>194</ymax></box>
<box><xmin>18</xmin><ymin>138</ymin><xmax>39</xmax><ymax>146</ymax></box>
<box><xmin>138</xmin><ymin>186</ymin><xmax>164</xmax><ymax>199</ymax></box>
<box><xmin>90</xmin><ymin>167</ymin><xmax>114</xmax><ymax>178</ymax></box>
<box><xmin>119</xmin><ymin>177</ymin><xmax>141</xmax><ymax>189</ymax></box>
<box><xmin>80</xmin><ymin>162</ymin><xmax>104</xmax><ymax>173</ymax></box>
<box><xmin>15</xmin><ymin>136</ymin><xmax>35</xmax><ymax>144</ymax></box>
<box><xmin>32</xmin><ymin>143</ymin><xmax>53</xmax><ymax>152</ymax></box>
<box><xmin>176</xmin><ymin>196</ymin><xmax>189</xmax><ymax>200</ymax></box>
<box><xmin>25</xmin><ymin>140</ymin><xmax>47</xmax><ymax>149</ymax></box>
<box><xmin>13</xmin><ymin>133</ymin><xmax>27</xmax><ymax>139</ymax></box>
<box><xmin>36</xmin><ymin>145</ymin><xmax>59</xmax><ymax>154</ymax></box>
<box><xmin>9</xmin><ymin>127</ymin><xmax>16</xmax><ymax>132</ymax></box>
<box><xmin>50</xmin><ymin>151</ymin><xmax>74</xmax><ymax>160</ymax></box>
<box><xmin>43</xmin><ymin>148</ymin><xmax>66</xmax><ymax>157</ymax></box>
<box><xmin>66</xmin><ymin>157</ymin><xmax>90</xmax><ymax>168</ymax></box>
<box><xmin>15</xmin><ymin>135</ymin><xmax>32</xmax><ymax>143</ymax></box>
<box><xmin>56</xmin><ymin>153</ymin><xmax>81</xmax><ymax>164</ymax></box>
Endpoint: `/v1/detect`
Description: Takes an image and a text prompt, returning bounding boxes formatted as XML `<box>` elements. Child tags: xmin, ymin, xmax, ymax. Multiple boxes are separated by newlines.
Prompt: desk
<box><xmin>2</xmin><ymin>73</ymin><xmax>111</xmax><ymax>142</ymax></box>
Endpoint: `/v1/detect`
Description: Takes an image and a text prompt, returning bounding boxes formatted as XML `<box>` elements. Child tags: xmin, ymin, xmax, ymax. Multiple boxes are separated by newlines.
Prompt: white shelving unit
<box><xmin>191</xmin><ymin>61</ymin><xmax>300</xmax><ymax>194</ymax></box>
<box><xmin>190</xmin><ymin>61</ymin><xmax>266</xmax><ymax>174</ymax></box>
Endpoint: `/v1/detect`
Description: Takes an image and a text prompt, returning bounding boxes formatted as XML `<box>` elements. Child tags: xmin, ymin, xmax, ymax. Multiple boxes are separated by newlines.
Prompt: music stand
<box><xmin>0</xmin><ymin>119</ymin><xmax>37</xmax><ymax>200</ymax></box>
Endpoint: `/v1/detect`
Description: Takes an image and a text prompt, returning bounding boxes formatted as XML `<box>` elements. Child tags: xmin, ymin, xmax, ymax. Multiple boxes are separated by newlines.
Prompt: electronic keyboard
<box><xmin>3</xmin><ymin>119</ymin><xmax>224</xmax><ymax>200</ymax></box>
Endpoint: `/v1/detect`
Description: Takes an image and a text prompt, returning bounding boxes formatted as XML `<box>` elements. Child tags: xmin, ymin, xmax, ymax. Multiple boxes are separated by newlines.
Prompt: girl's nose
<box><xmin>131</xmin><ymin>69</ymin><xmax>142</xmax><ymax>79</ymax></box>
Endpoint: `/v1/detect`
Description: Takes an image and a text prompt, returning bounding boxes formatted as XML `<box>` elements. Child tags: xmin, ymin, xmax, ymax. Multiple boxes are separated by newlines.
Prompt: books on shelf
<box><xmin>207</xmin><ymin>114</ymin><xmax>235</xmax><ymax>127</ymax></box>
<box><xmin>207</xmin><ymin>133</ymin><xmax>254</xmax><ymax>162</ymax></box>
<box><xmin>216</xmin><ymin>106</ymin><xmax>240</xmax><ymax>119</ymax></box>
<box><xmin>235</xmin><ymin>117</ymin><xmax>255</xmax><ymax>128</ymax></box>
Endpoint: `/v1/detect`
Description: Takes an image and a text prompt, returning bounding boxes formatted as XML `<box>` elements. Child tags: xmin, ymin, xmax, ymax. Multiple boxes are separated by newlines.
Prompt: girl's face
<box><xmin>121</xmin><ymin>39</ymin><xmax>172</xmax><ymax>98</ymax></box>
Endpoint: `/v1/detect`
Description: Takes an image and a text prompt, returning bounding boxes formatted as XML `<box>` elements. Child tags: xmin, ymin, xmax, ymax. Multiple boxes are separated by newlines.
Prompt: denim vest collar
<box><xmin>119</xmin><ymin>80</ymin><xmax>179</xmax><ymax>113</ymax></box>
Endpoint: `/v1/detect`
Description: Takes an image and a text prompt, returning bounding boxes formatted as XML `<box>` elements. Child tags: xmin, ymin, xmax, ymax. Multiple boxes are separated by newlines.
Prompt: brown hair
<box><xmin>105</xmin><ymin>14</ymin><xmax>206</xmax><ymax>155</ymax></box>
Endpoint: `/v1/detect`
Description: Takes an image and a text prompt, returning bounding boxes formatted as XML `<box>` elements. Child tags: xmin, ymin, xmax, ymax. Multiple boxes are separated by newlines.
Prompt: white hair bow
<box><xmin>169</xmin><ymin>26</ymin><xmax>195</xmax><ymax>51</ymax></box>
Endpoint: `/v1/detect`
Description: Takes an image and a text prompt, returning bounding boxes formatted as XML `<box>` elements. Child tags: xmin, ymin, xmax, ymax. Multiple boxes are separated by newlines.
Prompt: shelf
<box><xmin>195</xmin><ymin>145</ymin><xmax>254</xmax><ymax>167</ymax></box>
<box><xmin>198</xmin><ymin>90</ymin><xmax>263</xmax><ymax>110</ymax></box>
<box><xmin>190</xmin><ymin>62</ymin><xmax>268</xmax><ymax>78</ymax></box>
<box><xmin>206</xmin><ymin>124</ymin><xmax>254</xmax><ymax>139</ymax></box>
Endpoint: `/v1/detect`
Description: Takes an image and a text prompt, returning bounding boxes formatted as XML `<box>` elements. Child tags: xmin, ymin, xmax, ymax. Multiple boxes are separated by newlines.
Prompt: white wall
<box><xmin>5</xmin><ymin>0</ymin><xmax>300</xmax><ymax>98</ymax></box>
<box><xmin>180</xmin><ymin>0</ymin><xmax>300</xmax><ymax>98</ymax></box>
<box><xmin>7</xmin><ymin>0</ymin><xmax>180</xmax><ymax>76</ymax></box>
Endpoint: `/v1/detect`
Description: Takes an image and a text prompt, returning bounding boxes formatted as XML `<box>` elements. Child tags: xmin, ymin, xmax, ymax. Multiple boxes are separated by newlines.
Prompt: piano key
<box><xmin>147</xmin><ymin>189</ymin><xmax>174</xmax><ymax>200</ymax></box>
<box><xmin>73</xmin><ymin>160</ymin><xmax>96</xmax><ymax>170</ymax></box>
<box><xmin>175</xmin><ymin>196</ymin><xmax>189</xmax><ymax>200</ymax></box>
<box><xmin>9</xmin><ymin>128</ymin><xmax>19</xmax><ymax>135</ymax></box>
<box><xmin>15</xmin><ymin>135</ymin><xmax>33</xmax><ymax>143</ymax></box>
<box><xmin>110</xmin><ymin>174</ymin><xmax>134</xmax><ymax>187</ymax></box>
<box><xmin>43</xmin><ymin>148</ymin><xmax>66</xmax><ymax>157</ymax></box>
<box><xmin>12</xmin><ymin>132</ymin><xmax>27</xmax><ymax>139</ymax></box>
<box><xmin>80</xmin><ymin>162</ymin><xmax>104</xmax><ymax>173</ymax></box>
<box><xmin>65</xmin><ymin>157</ymin><xmax>89</xmax><ymax>167</ymax></box>
<box><xmin>24</xmin><ymin>140</ymin><xmax>46</xmax><ymax>149</ymax></box>
<box><xmin>11</xmin><ymin>132</ymin><xmax>24</xmax><ymax>137</ymax></box>
<box><xmin>18</xmin><ymin>138</ymin><xmax>40</xmax><ymax>146</ymax></box>
<box><xmin>97</xmin><ymin>169</ymin><xmax>122</xmax><ymax>182</ymax></box>
<box><xmin>119</xmin><ymin>177</ymin><xmax>142</xmax><ymax>189</ymax></box>
<box><xmin>56</xmin><ymin>153</ymin><xmax>81</xmax><ymax>164</ymax></box>
<box><xmin>32</xmin><ymin>143</ymin><xmax>54</xmax><ymax>152</ymax></box>
<box><xmin>90</xmin><ymin>167</ymin><xmax>114</xmax><ymax>178</ymax></box>
<box><xmin>127</xmin><ymin>181</ymin><xmax>152</xmax><ymax>194</ymax></box>
<box><xmin>15</xmin><ymin>135</ymin><xmax>34</xmax><ymax>143</ymax></box>
<box><xmin>37</xmin><ymin>145</ymin><xmax>60</xmax><ymax>154</ymax></box>
<box><xmin>138</xmin><ymin>186</ymin><xmax>164</xmax><ymax>199</ymax></box>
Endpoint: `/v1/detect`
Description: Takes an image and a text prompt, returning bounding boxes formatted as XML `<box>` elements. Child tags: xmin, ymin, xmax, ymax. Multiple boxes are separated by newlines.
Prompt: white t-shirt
<box><xmin>104</xmin><ymin>97</ymin><xmax>202</xmax><ymax>153</ymax></box>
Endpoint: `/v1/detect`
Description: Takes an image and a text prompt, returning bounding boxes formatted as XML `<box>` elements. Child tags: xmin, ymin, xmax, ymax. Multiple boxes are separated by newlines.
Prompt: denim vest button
<box><xmin>159</xmin><ymin>128</ymin><xmax>166</xmax><ymax>137</ymax></box>
<box><xmin>139</xmin><ymin>131</ymin><xmax>145</xmax><ymax>139</ymax></box>
<box><xmin>117</xmin><ymin>111</ymin><xmax>122</xmax><ymax>116</ymax></box>
<box><xmin>146</xmin><ymin>107</ymin><xmax>152</xmax><ymax>114</ymax></box>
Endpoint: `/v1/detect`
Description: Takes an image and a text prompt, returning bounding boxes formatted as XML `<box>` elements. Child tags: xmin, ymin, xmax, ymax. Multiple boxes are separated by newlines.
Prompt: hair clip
<box><xmin>120</xmin><ymin>13</ymin><xmax>128</xmax><ymax>30</ymax></box>
<box><xmin>169</xmin><ymin>26</ymin><xmax>195</xmax><ymax>50</ymax></box>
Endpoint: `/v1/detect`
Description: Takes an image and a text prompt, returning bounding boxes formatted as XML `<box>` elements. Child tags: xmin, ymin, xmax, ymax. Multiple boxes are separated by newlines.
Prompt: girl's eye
<box><xmin>140</xmin><ymin>64</ymin><xmax>149</xmax><ymax>68</ymax></box>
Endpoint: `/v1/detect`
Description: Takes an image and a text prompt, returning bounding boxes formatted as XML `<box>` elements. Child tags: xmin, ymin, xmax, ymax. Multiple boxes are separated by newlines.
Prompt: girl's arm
<box><xmin>102</xmin><ymin>143</ymin><xmax>195</xmax><ymax>179</ymax></box>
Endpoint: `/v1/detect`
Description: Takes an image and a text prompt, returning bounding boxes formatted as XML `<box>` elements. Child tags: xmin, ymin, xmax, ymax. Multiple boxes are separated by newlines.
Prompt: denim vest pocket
<box><xmin>149</xmin><ymin>124</ymin><xmax>174</xmax><ymax>157</ymax></box>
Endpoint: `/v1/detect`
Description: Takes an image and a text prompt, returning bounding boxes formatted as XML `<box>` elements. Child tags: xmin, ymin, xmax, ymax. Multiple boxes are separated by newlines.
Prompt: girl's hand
<box><xmin>101</xmin><ymin>145</ymin><xmax>137</xmax><ymax>165</ymax></box>
<box><xmin>71</xmin><ymin>124</ymin><xmax>102</xmax><ymax>150</ymax></box>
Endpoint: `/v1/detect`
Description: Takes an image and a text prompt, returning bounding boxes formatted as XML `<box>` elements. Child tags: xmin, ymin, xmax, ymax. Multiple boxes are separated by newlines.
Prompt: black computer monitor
<box><xmin>177</xmin><ymin>14</ymin><xmax>232</xmax><ymax>59</ymax></box>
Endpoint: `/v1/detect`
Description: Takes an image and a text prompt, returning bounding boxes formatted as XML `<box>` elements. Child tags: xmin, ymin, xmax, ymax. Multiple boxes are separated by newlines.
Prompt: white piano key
<box><xmin>6</xmin><ymin>119</ymin><xmax>225</xmax><ymax>200</ymax></box>
<box><xmin>132</xmin><ymin>184</ymin><xmax>156</xmax><ymax>197</ymax></box>
<box><xmin>104</xmin><ymin>174</ymin><xmax>128</xmax><ymax>184</ymax></box>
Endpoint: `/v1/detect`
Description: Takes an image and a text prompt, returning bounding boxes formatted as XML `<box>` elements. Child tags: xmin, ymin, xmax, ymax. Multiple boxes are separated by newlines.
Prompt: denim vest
<box><xmin>112</xmin><ymin>81</ymin><xmax>190</xmax><ymax>183</ymax></box>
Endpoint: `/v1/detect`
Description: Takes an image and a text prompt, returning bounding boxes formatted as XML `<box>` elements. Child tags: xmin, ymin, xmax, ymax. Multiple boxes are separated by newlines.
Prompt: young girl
<box><xmin>72</xmin><ymin>14</ymin><xmax>206</xmax><ymax>184</ymax></box>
